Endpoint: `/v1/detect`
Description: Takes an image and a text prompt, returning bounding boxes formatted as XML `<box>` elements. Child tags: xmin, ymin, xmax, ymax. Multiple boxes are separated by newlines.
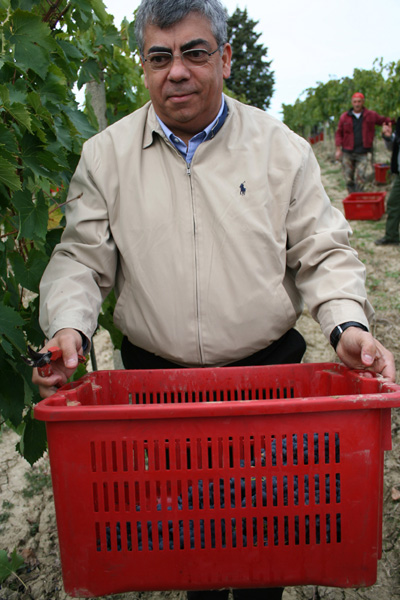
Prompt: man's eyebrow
<box><xmin>147</xmin><ymin>38</ymin><xmax>212</xmax><ymax>55</ymax></box>
<box><xmin>181</xmin><ymin>38</ymin><xmax>211</xmax><ymax>52</ymax></box>
<box><xmin>147</xmin><ymin>45</ymin><xmax>172</xmax><ymax>54</ymax></box>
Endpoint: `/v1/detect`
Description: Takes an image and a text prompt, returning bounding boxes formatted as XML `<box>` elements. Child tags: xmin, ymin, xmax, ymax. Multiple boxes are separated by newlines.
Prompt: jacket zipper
<box><xmin>186</xmin><ymin>160</ymin><xmax>204</xmax><ymax>364</ymax></box>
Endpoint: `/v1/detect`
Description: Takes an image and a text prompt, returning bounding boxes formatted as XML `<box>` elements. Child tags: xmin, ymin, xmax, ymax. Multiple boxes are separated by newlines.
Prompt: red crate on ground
<box><xmin>34</xmin><ymin>363</ymin><xmax>400</xmax><ymax>598</ymax></box>
<box><xmin>374</xmin><ymin>163</ymin><xmax>391</xmax><ymax>184</ymax></box>
<box><xmin>342</xmin><ymin>191</ymin><xmax>386</xmax><ymax>220</ymax></box>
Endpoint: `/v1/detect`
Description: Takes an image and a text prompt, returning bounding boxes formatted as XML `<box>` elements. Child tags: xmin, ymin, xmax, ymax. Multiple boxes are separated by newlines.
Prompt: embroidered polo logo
<box><xmin>240</xmin><ymin>181</ymin><xmax>246</xmax><ymax>196</ymax></box>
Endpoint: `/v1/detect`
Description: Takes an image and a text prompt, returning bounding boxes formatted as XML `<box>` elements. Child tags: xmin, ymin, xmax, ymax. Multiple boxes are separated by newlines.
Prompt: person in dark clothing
<box><xmin>335</xmin><ymin>93</ymin><xmax>393</xmax><ymax>193</ymax></box>
<box><xmin>375</xmin><ymin>117</ymin><xmax>400</xmax><ymax>246</ymax></box>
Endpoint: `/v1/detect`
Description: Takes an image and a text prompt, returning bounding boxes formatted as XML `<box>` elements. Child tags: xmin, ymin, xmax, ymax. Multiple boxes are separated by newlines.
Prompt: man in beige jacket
<box><xmin>34</xmin><ymin>0</ymin><xmax>394</xmax><ymax>396</ymax></box>
<box><xmin>33</xmin><ymin>1</ymin><xmax>395</xmax><ymax>599</ymax></box>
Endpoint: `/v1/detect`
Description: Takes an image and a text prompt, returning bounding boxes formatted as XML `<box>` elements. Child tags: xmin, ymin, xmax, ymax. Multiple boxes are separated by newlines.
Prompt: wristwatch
<box><xmin>330</xmin><ymin>321</ymin><xmax>369</xmax><ymax>351</ymax></box>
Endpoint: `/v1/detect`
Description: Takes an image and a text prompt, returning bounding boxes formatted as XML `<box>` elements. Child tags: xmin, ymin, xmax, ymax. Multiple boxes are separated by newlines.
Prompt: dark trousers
<box><xmin>121</xmin><ymin>329</ymin><xmax>306</xmax><ymax>600</ymax></box>
<box><xmin>385</xmin><ymin>173</ymin><xmax>400</xmax><ymax>242</ymax></box>
<box><xmin>121</xmin><ymin>328</ymin><xmax>306</xmax><ymax>371</ymax></box>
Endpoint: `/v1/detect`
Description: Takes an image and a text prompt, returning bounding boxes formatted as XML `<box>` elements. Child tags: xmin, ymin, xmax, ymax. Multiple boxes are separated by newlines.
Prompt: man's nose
<box><xmin>167</xmin><ymin>55</ymin><xmax>191</xmax><ymax>80</ymax></box>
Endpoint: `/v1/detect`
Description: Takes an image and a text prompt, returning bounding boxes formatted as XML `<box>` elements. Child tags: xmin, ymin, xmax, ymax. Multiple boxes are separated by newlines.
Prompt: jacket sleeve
<box><xmin>39</xmin><ymin>139</ymin><xmax>118</xmax><ymax>342</ymax></box>
<box><xmin>284</xmin><ymin>140</ymin><xmax>374</xmax><ymax>340</ymax></box>
<box><xmin>334</xmin><ymin>114</ymin><xmax>345</xmax><ymax>147</ymax></box>
<box><xmin>373</xmin><ymin>111</ymin><xmax>394</xmax><ymax>126</ymax></box>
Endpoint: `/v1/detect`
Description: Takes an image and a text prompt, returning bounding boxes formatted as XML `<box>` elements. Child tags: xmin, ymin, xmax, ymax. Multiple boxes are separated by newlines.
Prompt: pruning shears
<box><xmin>22</xmin><ymin>345</ymin><xmax>86</xmax><ymax>377</ymax></box>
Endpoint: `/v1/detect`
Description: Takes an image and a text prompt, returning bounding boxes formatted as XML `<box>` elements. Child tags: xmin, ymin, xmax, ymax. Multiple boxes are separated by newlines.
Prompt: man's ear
<box><xmin>222</xmin><ymin>43</ymin><xmax>232</xmax><ymax>80</ymax></box>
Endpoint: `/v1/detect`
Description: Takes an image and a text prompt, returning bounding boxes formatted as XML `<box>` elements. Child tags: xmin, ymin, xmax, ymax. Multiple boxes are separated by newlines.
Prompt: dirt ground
<box><xmin>1</xmin><ymin>138</ymin><xmax>400</xmax><ymax>599</ymax></box>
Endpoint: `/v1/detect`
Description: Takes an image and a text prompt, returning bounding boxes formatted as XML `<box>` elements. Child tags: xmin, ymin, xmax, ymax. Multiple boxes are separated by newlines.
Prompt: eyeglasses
<box><xmin>143</xmin><ymin>45</ymin><xmax>223</xmax><ymax>71</ymax></box>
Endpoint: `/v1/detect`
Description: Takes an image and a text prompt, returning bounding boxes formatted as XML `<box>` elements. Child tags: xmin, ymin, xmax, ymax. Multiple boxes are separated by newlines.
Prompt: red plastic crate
<box><xmin>342</xmin><ymin>192</ymin><xmax>386</xmax><ymax>220</ymax></box>
<box><xmin>374</xmin><ymin>163</ymin><xmax>391</xmax><ymax>184</ymax></box>
<box><xmin>34</xmin><ymin>363</ymin><xmax>400</xmax><ymax>598</ymax></box>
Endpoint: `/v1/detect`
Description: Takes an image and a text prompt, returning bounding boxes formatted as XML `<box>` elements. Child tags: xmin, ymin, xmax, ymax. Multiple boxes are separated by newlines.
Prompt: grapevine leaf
<box><xmin>0</xmin><ymin>83</ymin><xmax>10</xmax><ymax>103</ymax></box>
<box><xmin>0</xmin><ymin>123</ymin><xmax>19</xmax><ymax>154</ymax></box>
<box><xmin>12</xmin><ymin>189</ymin><xmax>48</xmax><ymax>241</ymax></box>
<box><xmin>6</xmin><ymin>102</ymin><xmax>32</xmax><ymax>132</ymax></box>
<box><xmin>8</xmin><ymin>249</ymin><xmax>48</xmax><ymax>293</ymax></box>
<box><xmin>27</xmin><ymin>92</ymin><xmax>55</xmax><ymax>131</ymax></box>
<box><xmin>0</xmin><ymin>156</ymin><xmax>21</xmax><ymax>191</ymax></box>
<box><xmin>0</xmin><ymin>549</ymin><xmax>25</xmax><ymax>584</ymax></box>
<box><xmin>77</xmin><ymin>58</ymin><xmax>102</xmax><ymax>88</ymax></box>
<box><xmin>40</xmin><ymin>64</ymin><xmax>69</xmax><ymax>104</ymax></box>
<box><xmin>0</xmin><ymin>336</ymin><xmax>13</xmax><ymax>357</ymax></box>
<box><xmin>20</xmin><ymin>133</ymin><xmax>50</xmax><ymax>179</ymax></box>
<box><xmin>0</xmin><ymin>360</ymin><xmax>25</xmax><ymax>426</ymax></box>
<box><xmin>63</xmin><ymin>105</ymin><xmax>97</xmax><ymax>139</ymax></box>
<box><xmin>0</xmin><ymin>304</ymin><xmax>25</xmax><ymax>351</ymax></box>
<box><xmin>57</xmin><ymin>39</ymin><xmax>84</xmax><ymax>61</ymax></box>
<box><xmin>127</xmin><ymin>21</ymin><xmax>138</xmax><ymax>52</ymax></box>
<box><xmin>94</xmin><ymin>23</ymin><xmax>122</xmax><ymax>51</ymax></box>
<box><xmin>99</xmin><ymin>291</ymin><xmax>123</xmax><ymax>348</ymax></box>
<box><xmin>91</xmin><ymin>0</ymin><xmax>111</xmax><ymax>25</ymax></box>
<box><xmin>20</xmin><ymin>415</ymin><xmax>47</xmax><ymax>466</ymax></box>
<box><xmin>6</xmin><ymin>11</ymin><xmax>56</xmax><ymax>79</ymax></box>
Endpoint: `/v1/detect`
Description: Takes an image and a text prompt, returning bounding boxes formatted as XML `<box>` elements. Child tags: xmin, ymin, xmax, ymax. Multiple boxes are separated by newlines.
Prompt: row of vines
<box><xmin>282</xmin><ymin>59</ymin><xmax>400</xmax><ymax>138</ymax></box>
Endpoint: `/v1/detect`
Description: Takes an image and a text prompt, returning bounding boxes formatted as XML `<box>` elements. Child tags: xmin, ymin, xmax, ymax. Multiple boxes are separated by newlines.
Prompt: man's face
<box><xmin>351</xmin><ymin>97</ymin><xmax>364</xmax><ymax>113</ymax></box>
<box><xmin>142</xmin><ymin>12</ymin><xmax>232</xmax><ymax>143</ymax></box>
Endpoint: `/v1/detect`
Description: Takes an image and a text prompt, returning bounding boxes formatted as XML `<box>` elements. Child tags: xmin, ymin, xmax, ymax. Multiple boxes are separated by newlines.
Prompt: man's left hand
<box><xmin>336</xmin><ymin>327</ymin><xmax>396</xmax><ymax>382</ymax></box>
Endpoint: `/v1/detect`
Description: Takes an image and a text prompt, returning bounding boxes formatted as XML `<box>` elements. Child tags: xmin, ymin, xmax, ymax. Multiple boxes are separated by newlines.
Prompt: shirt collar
<box><xmin>156</xmin><ymin>95</ymin><xmax>227</xmax><ymax>161</ymax></box>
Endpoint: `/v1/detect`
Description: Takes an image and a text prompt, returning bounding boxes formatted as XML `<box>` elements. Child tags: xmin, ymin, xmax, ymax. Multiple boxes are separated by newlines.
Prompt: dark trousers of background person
<box><xmin>341</xmin><ymin>151</ymin><xmax>369</xmax><ymax>193</ymax></box>
<box><xmin>121</xmin><ymin>328</ymin><xmax>307</xmax><ymax>600</ymax></box>
<box><xmin>384</xmin><ymin>174</ymin><xmax>400</xmax><ymax>242</ymax></box>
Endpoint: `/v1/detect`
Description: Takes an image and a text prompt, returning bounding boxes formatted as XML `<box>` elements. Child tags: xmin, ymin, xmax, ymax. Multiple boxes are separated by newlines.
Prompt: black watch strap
<box><xmin>330</xmin><ymin>321</ymin><xmax>369</xmax><ymax>351</ymax></box>
<box><xmin>76</xmin><ymin>330</ymin><xmax>90</xmax><ymax>353</ymax></box>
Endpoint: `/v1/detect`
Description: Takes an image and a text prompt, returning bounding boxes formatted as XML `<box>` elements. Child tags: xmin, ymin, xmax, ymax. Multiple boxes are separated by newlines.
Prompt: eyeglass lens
<box><xmin>146</xmin><ymin>48</ymin><xmax>217</xmax><ymax>70</ymax></box>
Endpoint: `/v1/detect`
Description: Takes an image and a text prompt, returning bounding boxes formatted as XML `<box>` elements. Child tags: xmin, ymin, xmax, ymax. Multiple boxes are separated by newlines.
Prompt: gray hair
<box><xmin>134</xmin><ymin>0</ymin><xmax>228</xmax><ymax>56</ymax></box>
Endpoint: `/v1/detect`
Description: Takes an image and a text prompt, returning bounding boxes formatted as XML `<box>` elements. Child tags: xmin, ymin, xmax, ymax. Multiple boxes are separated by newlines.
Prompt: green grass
<box><xmin>22</xmin><ymin>465</ymin><xmax>52</xmax><ymax>498</ymax></box>
<box><xmin>385</xmin><ymin>270</ymin><xmax>400</xmax><ymax>280</ymax></box>
<box><xmin>0</xmin><ymin>501</ymin><xmax>14</xmax><ymax>524</ymax></box>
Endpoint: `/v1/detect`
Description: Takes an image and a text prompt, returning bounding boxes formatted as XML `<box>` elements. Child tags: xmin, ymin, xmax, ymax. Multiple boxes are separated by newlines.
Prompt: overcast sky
<box><xmin>104</xmin><ymin>0</ymin><xmax>400</xmax><ymax>120</ymax></box>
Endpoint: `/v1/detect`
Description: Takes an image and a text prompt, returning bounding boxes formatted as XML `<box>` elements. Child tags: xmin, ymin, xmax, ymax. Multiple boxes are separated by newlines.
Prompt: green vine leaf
<box><xmin>0</xmin><ymin>304</ymin><xmax>25</xmax><ymax>353</ymax></box>
<box><xmin>19</xmin><ymin>413</ymin><xmax>47</xmax><ymax>466</ymax></box>
<box><xmin>9</xmin><ymin>249</ymin><xmax>48</xmax><ymax>293</ymax></box>
<box><xmin>6</xmin><ymin>102</ymin><xmax>32</xmax><ymax>132</ymax></box>
<box><xmin>12</xmin><ymin>189</ymin><xmax>48</xmax><ymax>241</ymax></box>
<box><xmin>5</xmin><ymin>10</ymin><xmax>56</xmax><ymax>79</ymax></box>
<box><xmin>0</xmin><ymin>549</ymin><xmax>25</xmax><ymax>585</ymax></box>
<box><xmin>0</xmin><ymin>156</ymin><xmax>21</xmax><ymax>191</ymax></box>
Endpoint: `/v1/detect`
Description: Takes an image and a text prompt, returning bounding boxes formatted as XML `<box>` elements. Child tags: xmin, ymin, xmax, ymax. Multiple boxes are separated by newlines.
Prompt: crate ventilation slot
<box><xmin>91</xmin><ymin>432</ymin><xmax>341</xmax><ymax>553</ymax></box>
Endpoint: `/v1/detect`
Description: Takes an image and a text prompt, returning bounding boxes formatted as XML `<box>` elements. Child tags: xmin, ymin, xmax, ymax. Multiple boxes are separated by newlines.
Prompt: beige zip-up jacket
<box><xmin>39</xmin><ymin>96</ymin><xmax>373</xmax><ymax>366</ymax></box>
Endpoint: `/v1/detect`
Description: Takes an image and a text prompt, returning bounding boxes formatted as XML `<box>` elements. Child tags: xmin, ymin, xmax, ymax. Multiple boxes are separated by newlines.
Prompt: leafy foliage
<box><xmin>282</xmin><ymin>59</ymin><xmax>400</xmax><ymax>137</ymax></box>
<box><xmin>226</xmin><ymin>8</ymin><xmax>274</xmax><ymax>110</ymax></box>
<box><xmin>0</xmin><ymin>0</ymin><xmax>266</xmax><ymax>466</ymax></box>
<box><xmin>0</xmin><ymin>0</ymin><xmax>147</xmax><ymax>464</ymax></box>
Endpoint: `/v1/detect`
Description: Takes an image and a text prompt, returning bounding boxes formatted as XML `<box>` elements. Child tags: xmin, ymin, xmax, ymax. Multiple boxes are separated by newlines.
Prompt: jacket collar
<box><xmin>347</xmin><ymin>107</ymin><xmax>364</xmax><ymax>117</ymax></box>
<box><xmin>144</xmin><ymin>95</ymin><xmax>231</xmax><ymax>149</ymax></box>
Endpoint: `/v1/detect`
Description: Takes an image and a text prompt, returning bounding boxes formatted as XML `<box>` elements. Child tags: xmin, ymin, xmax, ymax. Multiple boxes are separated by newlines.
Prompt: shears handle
<box><xmin>38</xmin><ymin>347</ymin><xmax>84</xmax><ymax>377</ymax></box>
<box><xmin>37</xmin><ymin>347</ymin><xmax>63</xmax><ymax>377</ymax></box>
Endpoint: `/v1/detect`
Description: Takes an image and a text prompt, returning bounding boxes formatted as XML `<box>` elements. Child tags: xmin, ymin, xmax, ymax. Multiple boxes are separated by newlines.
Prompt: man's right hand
<box><xmin>382</xmin><ymin>122</ymin><xmax>393</xmax><ymax>138</ymax></box>
<box><xmin>335</xmin><ymin>147</ymin><xmax>342</xmax><ymax>161</ymax></box>
<box><xmin>32</xmin><ymin>328</ymin><xmax>85</xmax><ymax>398</ymax></box>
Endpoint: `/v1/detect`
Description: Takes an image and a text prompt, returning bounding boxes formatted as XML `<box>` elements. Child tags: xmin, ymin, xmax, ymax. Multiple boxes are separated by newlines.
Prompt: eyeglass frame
<box><xmin>142</xmin><ymin>43</ymin><xmax>225</xmax><ymax>71</ymax></box>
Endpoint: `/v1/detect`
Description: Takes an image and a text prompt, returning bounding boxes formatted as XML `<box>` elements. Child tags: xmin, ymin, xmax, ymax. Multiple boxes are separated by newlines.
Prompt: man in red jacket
<box><xmin>335</xmin><ymin>93</ymin><xmax>393</xmax><ymax>193</ymax></box>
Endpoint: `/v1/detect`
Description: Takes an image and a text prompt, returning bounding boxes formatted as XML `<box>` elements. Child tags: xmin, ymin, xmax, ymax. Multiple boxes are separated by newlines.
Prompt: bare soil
<box><xmin>1</xmin><ymin>139</ymin><xmax>400</xmax><ymax>600</ymax></box>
